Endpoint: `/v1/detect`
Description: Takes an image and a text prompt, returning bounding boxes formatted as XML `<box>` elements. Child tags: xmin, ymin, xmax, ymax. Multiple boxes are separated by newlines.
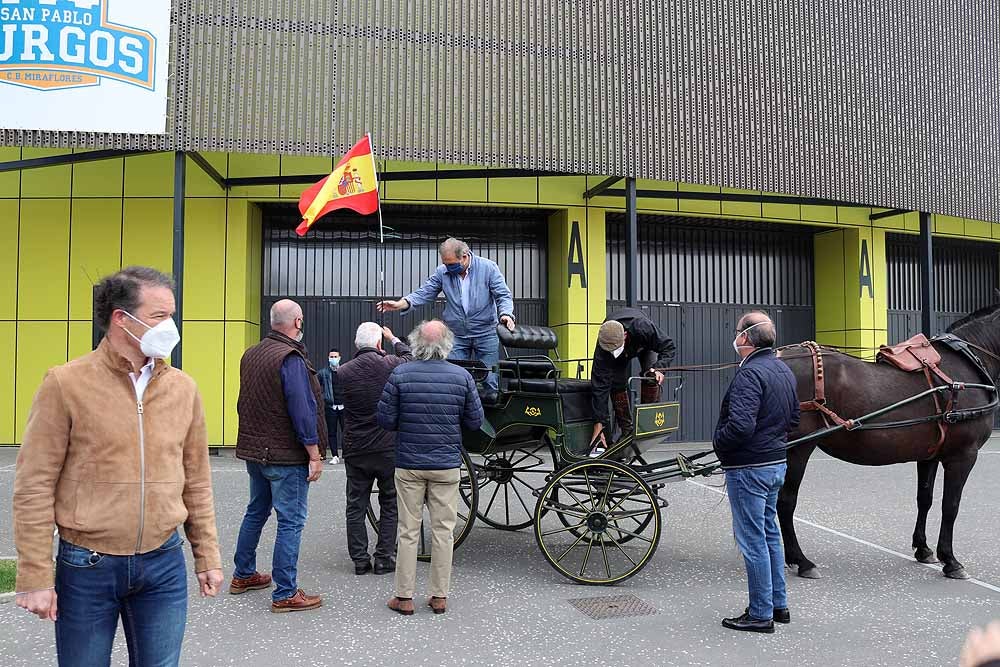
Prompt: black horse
<box><xmin>777</xmin><ymin>300</ymin><xmax>1000</xmax><ymax>580</ymax></box>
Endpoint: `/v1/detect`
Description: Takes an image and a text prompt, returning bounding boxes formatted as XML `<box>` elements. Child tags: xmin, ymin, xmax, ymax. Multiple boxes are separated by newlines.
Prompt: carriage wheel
<box><xmin>366</xmin><ymin>449</ymin><xmax>478</xmax><ymax>563</ymax></box>
<box><xmin>552</xmin><ymin>459</ymin><xmax>657</xmax><ymax>545</ymax></box>
<box><xmin>534</xmin><ymin>460</ymin><xmax>661</xmax><ymax>585</ymax></box>
<box><xmin>463</xmin><ymin>435</ymin><xmax>556</xmax><ymax>531</ymax></box>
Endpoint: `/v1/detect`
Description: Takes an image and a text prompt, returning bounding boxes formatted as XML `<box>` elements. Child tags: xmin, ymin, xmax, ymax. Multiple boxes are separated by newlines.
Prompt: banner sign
<box><xmin>0</xmin><ymin>0</ymin><xmax>170</xmax><ymax>134</ymax></box>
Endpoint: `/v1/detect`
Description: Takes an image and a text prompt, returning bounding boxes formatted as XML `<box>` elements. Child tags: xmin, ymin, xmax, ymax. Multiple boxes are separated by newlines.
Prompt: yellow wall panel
<box><xmin>437</xmin><ymin>177</ymin><xmax>487</xmax><ymax>202</ymax></box>
<box><xmin>837</xmin><ymin>206</ymin><xmax>871</xmax><ymax>226</ymax></box>
<box><xmin>15</xmin><ymin>322</ymin><xmax>68</xmax><ymax>442</ymax></box>
<box><xmin>124</xmin><ymin>153</ymin><xmax>175</xmax><ymax>198</ymax></box>
<box><xmin>0</xmin><ymin>322</ymin><xmax>14</xmax><ymax>444</ymax></box>
<box><xmin>184</xmin><ymin>199</ymin><xmax>228</xmax><ymax>320</ymax></box>
<box><xmin>122</xmin><ymin>199</ymin><xmax>173</xmax><ymax>272</ymax></box>
<box><xmin>0</xmin><ymin>200</ymin><xmax>18</xmax><ymax>319</ymax></box>
<box><xmin>73</xmin><ymin>156</ymin><xmax>125</xmax><ymax>198</ymax></box>
<box><xmin>20</xmin><ymin>149</ymin><xmax>71</xmax><ymax>198</ymax></box>
<box><xmin>229</xmin><ymin>153</ymin><xmax>280</xmax><ymax>198</ymax></box>
<box><xmin>68</xmin><ymin>321</ymin><xmax>94</xmax><ymax>361</ymax></box>
<box><xmin>18</xmin><ymin>200</ymin><xmax>70</xmax><ymax>320</ymax></box>
<box><xmin>678</xmin><ymin>185</ymin><xmax>721</xmax><ymax>214</ymax></box>
<box><xmin>801</xmin><ymin>204</ymin><xmax>837</xmax><ymax>223</ymax></box>
<box><xmin>814</xmin><ymin>230</ymin><xmax>846</xmax><ymax>332</ymax></box>
<box><xmin>538</xmin><ymin>176</ymin><xmax>586</xmax><ymax>206</ymax></box>
<box><xmin>279</xmin><ymin>155</ymin><xmax>333</xmax><ymax>199</ymax></box>
<box><xmin>762</xmin><ymin>202</ymin><xmax>800</xmax><ymax>220</ymax></box>
<box><xmin>934</xmin><ymin>214</ymin><xmax>964</xmax><ymax>235</ymax></box>
<box><xmin>182</xmin><ymin>321</ymin><xmax>225</xmax><ymax>445</ymax></box>
<box><xmin>223</xmin><ymin>321</ymin><xmax>258</xmax><ymax>445</ymax></box>
<box><xmin>964</xmin><ymin>218</ymin><xmax>991</xmax><ymax>239</ymax></box>
<box><xmin>69</xmin><ymin>199</ymin><xmax>123</xmax><ymax>319</ymax></box>
<box><xmin>185</xmin><ymin>153</ymin><xmax>228</xmax><ymax>197</ymax></box>
<box><xmin>0</xmin><ymin>147</ymin><xmax>21</xmax><ymax>198</ymax></box>
<box><xmin>225</xmin><ymin>199</ymin><xmax>250</xmax><ymax>322</ymax></box>
<box><xmin>488</xmin><ymin>177</ymin><xmax>537</xmax><ymax>204</ymax></box>
<box><xmin>723</xmin><ymin>201</ymin><xmax>763</xmax><ymax>217</ymax></box>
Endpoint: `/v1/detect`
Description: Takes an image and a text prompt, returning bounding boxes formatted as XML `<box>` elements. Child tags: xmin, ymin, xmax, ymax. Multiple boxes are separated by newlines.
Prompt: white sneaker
<box><xmin>588</xmin><ymin>446</ymin><xmax>606</xmax><ymax>459</ymax></box>
<box><xmin>328</xmin><ymin>456</ymin><xmax>340</xmax><ymax>465</ymax></box>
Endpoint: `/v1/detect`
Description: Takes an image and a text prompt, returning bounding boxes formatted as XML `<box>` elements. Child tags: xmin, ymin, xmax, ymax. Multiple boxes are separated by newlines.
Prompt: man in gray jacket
<box><xmin>376</xmin><ymin>237</ymin><xmax>515</xmax><ymax>401</ymax></box>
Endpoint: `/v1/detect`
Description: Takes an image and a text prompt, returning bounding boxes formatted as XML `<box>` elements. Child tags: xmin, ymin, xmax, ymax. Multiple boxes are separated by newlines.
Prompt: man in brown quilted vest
<box><xmin>231</xmin><ymin>299</ymin><xmax>328</xmax><ymax>613</ymax></box>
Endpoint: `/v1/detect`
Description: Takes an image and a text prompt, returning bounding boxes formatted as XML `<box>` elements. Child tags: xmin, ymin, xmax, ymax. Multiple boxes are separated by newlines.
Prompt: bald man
<box><xmin>233</xmin><ymin>299</ymin><xmax>328</xmax><ymax>613</ymax></box>
<box><xmin>713</xmin><ymin>312</ymin><xmax>799</xmax><ymax>633</ymax></box>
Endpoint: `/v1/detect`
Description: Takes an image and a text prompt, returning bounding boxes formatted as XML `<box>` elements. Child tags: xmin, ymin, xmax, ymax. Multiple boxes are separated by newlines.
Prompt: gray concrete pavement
<box><xmin>1</xmin><ymin>439</ymin><xmax>998</xmax><ymax>666</ymax></box>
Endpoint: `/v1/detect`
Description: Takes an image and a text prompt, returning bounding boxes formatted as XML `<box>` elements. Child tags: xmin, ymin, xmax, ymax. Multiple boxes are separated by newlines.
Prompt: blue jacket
<box><xmin>713</xmin><ymin>348</ymin><xmax>800</xmax><ymax>469</ymax></box>
<box><xmin>377</xmin><ymin>360</ymin><xmax>484</xmax><ymax>470</ymax></box>
<box><xmin>403</xmin><ymin>254</ymin><xmax>515</xmax><ymax>339</ymax></box>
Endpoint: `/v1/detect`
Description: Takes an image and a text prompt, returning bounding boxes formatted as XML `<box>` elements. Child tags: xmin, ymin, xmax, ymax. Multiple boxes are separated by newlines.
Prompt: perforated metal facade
<box><xmin>2</xmin><ymin>0</ymin><xmax>998</xmax><ymax>221</ymax></box>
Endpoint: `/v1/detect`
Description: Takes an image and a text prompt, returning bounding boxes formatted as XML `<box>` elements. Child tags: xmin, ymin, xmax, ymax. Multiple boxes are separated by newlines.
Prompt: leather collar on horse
<box><xmin>777</xmin><ymin>334</ymin><xmax>998</xmax><ymax>458</ymax></box>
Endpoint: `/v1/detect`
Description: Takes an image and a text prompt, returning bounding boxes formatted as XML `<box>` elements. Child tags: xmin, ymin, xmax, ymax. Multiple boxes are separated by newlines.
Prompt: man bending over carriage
<box><xmin>589</xmin><ymin>307</ymin><xmax>676</xmax><ymax>457</ymax></box>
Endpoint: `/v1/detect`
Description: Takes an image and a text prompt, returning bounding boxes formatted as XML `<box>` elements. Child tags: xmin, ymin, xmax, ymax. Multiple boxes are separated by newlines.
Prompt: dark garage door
<box><xmin>886</xmin><ymin>234</ymin><xmax>999</xmax><ymax>341</ymax></box>
<box><xmin>607</xmin><ymin>216</ymin><xmax>817</xmax><ymax>442</ymax></box>
<box><xmin>260</xmin><ymin>204</ymin><xmax>551</xmax><ymax>370</ymax></box>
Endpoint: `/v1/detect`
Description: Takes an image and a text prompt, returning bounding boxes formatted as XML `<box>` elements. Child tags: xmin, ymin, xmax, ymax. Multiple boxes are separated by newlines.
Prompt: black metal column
<box><xmin>171</xmin><ymin>152</ymin><xmax>186</xmax><ymax>368</ymax></box>
<box><xmin>918</xmin><ymin>211</ymin><xmax>935</xmax><ymax>336</ymax></box>
<box><xmin>624</xmin><ymin>177</ymin><xmax>638</xmax><ymax>308</ymax></box>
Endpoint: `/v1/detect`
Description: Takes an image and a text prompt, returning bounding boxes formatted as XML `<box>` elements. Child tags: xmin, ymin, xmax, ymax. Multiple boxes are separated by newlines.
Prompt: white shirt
<box><xmin>459</xmin><ymin>268</ymin><xmax>472</xmax><ymax>313</ymax></box>
<box><xmin>129</xmin><ymin>358</ymin><xmax>156</xmax><ymax>401</ymax></box>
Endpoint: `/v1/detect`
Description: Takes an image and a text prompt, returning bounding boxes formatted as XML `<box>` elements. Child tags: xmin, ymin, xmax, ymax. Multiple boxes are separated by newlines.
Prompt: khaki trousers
<box><xmin>394</xmin><ymin>467</ymin><xmax>460</xmax><ymax>599</ymax></box>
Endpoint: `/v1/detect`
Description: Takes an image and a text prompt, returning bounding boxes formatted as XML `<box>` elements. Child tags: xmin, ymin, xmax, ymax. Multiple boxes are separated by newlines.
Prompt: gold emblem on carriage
<box><xmin>654</xmin><ymin>412</ymin><xmax>665</xmax><ymax>427</ymax></box>
<box><xmin>525</xmin><ymin>405</ymin><xmax>542</xmax><ymax>417</ymax></box>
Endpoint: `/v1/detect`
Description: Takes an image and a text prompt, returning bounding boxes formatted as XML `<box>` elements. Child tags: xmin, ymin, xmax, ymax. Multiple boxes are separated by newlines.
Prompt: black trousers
<box><xmin>324</xmin><ymin>407</ymin><xmax>342</xmax><ymax>456</ymax></box>
<box><xmin>345</xmin><ymin>450</ymin><xmax>397</xmax><ymax>565</ymax></box>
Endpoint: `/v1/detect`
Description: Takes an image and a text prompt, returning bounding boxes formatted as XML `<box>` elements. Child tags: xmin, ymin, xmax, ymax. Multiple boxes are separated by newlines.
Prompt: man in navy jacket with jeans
<box><xmin>713</xmin><ymin>312</ymin><xmax>799</xmax><ymax>633</ymax></box>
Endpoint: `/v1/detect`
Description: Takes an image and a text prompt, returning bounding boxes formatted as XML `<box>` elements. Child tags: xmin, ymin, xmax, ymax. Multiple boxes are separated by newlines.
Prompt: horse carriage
<box><xmin>369</xmin><ymin>324</ymin><xmax>720</xmax><ymax>585</ymax></box>
<box><xmin>370</xmin><ymin>308</ymin><xmax>999</xmax><ymax>585</ymax></box>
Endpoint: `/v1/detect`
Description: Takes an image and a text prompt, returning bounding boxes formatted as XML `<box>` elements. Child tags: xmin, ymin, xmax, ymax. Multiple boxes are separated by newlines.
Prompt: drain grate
<box><xmin>567</xmin><ymin>594</ymin><xmax>658</xmax><ymax>620</ymax></box>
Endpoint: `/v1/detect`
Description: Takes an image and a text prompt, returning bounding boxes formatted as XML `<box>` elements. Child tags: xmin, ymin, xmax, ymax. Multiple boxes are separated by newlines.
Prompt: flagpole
<box><xmin>366</xmin><ymin>132</ymin><xmax>387</xmax><ymax>324</ymax></box>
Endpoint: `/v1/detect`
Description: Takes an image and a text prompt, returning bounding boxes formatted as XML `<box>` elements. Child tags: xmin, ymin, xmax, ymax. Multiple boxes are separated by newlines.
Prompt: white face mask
<box><xmin>611</xmin><ymin>345</ymin><xmax>626</xmax><ymax>359</ymax></box>
<box><xmin>121</xmin><ymin>311</ymin><xmax>180</xmax><ymax>359</ymax></box>
<box><xmin>732</xmin><ymin>321</ymin><xmax>767</xmax><ymax>355</ymax></box>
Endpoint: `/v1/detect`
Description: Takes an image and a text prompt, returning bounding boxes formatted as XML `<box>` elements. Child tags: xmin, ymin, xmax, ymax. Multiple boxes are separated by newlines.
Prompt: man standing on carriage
<box><xmin>589</xmin><ymin>307</ymin><xmax>676</xmax><ymax>457</ymax></box>
<box><xmin>376</xmin><ymin>237</ymin><xmax>516</xmax><ymax>404</ymax></box>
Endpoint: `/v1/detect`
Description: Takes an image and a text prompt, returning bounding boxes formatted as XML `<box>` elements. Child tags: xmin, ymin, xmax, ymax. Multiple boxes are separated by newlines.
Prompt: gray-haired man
<box><xmin>336</xmin><ymin>322</ymin><xmax>412</xmax><ymax>575</ymax></box>
<box><xmin>376</xmin><ymin>237</ymin><xmax>515</xmax><ymax>401</ymax></box>
<box><xmin>378</xmin><ymin>320</ymin><xmax>484</xmax><ymax>616</ymax></box>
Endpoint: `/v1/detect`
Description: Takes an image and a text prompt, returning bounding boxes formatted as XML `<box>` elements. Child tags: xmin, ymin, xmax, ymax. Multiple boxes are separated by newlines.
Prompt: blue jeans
<box><xmin>234</xmin><ymin>462</ymin><xmax>310</xmax><ymax>601</ymax></box>
<box><xmin>725</xmin><ymin>463</ymin><xmax>788</xmax><ymax>620</ymax></box>
<box><xmin>55</xmin><ymin>532</ymin><xmax>187</xmax><ymax>667</ymax></box>
<box><xmin>449</xmin><ymin>332</ymin><xmax>500</xmax><ymax>392</ymax></box>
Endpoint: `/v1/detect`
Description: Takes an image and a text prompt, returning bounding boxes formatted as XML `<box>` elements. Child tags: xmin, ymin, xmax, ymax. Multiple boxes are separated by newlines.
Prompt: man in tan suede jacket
<box><xmin>13</xmin><ymin>266</ymin><xmax>223</xmax><ymax>667</ymax></box>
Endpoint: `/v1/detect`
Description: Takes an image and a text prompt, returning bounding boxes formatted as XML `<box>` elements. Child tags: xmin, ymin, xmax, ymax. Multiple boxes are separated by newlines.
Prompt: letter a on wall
<box><xmin>859</xmin><ymin>239</ymin><xmax>873</xmax><ymax>298</ymax></box>
<box><xmin>567</xmin><ymin>220</ymin><xmax>588</xmax><ymax>288</ymax></box>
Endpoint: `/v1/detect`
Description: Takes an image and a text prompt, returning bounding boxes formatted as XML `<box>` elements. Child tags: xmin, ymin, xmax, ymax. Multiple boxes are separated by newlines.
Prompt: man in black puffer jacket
<box><xmin>713</xmin><ymin>311</ymin><xmax>799</xmax><ymax>634</ymax></box>
<box><xmin>377</xmin><ymin>320</ymin><xmax>483</xmax><ymax>616</ymax></box>
<box><xmin>337</xmin><ymin>322</ymin><xmax>412</xmax><ymax>576</ymax></box>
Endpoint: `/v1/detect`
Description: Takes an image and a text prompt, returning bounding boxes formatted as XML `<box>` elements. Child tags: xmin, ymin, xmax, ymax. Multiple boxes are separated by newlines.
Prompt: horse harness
<box><xmin>777</xmin><ymin>334</ymin><xmax>995</xmax><ymax>457</ymax></box>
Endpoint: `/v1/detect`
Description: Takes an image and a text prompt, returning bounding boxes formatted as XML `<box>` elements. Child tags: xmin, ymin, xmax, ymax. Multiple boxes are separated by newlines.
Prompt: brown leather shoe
<box><xmin>271</xmin><ymin>589</ymin><xmax>322</xmax><ymax>613</ymax></box>
<box><xmin>387</xmin><ymin>597</ymin><xmax>415</xmax><ymax>616</ymax></box>
<box><xmin>229</xmin><ymin>572</ymin><xmax>272</xmax><ymax>595</ymax></box>
<box><xmin>428</xmin><ymin>596</ymin><xmax>447</xmax><ymax>615</ymax></box>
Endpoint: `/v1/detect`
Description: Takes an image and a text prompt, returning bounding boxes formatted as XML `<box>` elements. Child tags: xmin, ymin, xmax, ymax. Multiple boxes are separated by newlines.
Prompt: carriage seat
<box><xmin>497</xmin><ymin>358</ymin><xmax>558</xmax><ymax>379</ymax></box>
<box><xmin>506</xmin><ymin>377</ymin><xmax>592</xmax><ymax>394</ymax></box>
<box><xmin>497</xmin><ymin>324</ymin><xmax>559</xmax><ymax>351</ymax></box>
<box><xmin>878</xmin><ymin>333</ymin><xmax>942</xmax><ymax>372</ymax></box>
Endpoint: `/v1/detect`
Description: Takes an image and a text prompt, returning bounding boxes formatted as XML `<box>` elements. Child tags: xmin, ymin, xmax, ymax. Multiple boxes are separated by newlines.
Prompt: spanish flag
<box><xmin>296</xmin><ymin>135</ymin><xmax>379</xmax><ymax>236</ymax></box>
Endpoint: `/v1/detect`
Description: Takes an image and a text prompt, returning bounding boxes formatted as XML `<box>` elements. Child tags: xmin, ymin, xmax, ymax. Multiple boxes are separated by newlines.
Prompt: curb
<box><xmin>0</xmin><ymin>592</ymin><xmax>16</xmax><ymax>603</ymax></box>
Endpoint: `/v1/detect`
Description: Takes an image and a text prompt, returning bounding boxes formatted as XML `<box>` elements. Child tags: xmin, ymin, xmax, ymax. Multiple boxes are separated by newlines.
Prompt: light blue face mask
<box><xmin>329</xmin><ymin>357</ymin><xmax>340</xmax><ymax>368</ymax></box>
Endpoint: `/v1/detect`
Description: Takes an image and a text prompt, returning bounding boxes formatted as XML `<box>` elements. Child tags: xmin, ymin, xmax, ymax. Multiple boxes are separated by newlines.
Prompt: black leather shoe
<box><xmin>745</xmin><ymin>606</ymin><xmax>790</xmax><ymax>624</ymax></box>
<box><xmin>355</xmin><ymin>560</ymin><xmax>373</xmax><ymax>575</ymax></box>
<box><xmin>722</xmin><ymin>612</ymin><xmax>775</xmax><ymax>633</ymax></box>
<box><xmin>374</xmin><ymin>560</ymin><xmax>396</xmax><ymax>575</ymax></box>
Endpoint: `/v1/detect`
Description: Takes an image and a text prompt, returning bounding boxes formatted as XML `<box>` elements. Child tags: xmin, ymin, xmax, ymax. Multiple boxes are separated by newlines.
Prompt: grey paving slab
<box><xmin>0</xmin><ymin>439</ymin><xmax>998</xmax><ymax>666</ymax></box>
